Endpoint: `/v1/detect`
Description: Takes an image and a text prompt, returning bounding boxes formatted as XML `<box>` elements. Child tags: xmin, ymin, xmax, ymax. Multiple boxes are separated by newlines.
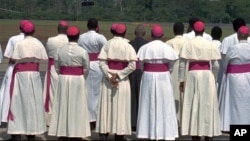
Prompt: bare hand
<box><xmin>179</xmin><ymin>82</ymin><xmax>185</xmax><ymax>93</ymax></box>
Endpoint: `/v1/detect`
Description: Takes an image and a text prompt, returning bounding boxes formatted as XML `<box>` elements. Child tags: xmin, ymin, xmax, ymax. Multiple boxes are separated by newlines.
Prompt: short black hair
<box><xmin>58</xmin><ymin>24</ymin><xmax>68</xmax><ymax>34</ymax></box>
<box><xmin>173</xmin><ymin>22</ymin><xmax>184</xmax><ymax>35</ymax></box>
<box><xmin>233</xmin><ymin>18</ymin><xmax>246</xmax><ymax>32</ymax></box>
<box><xmin>211</xmin><ymin>26</ymin><xmax>222</xmax><ymax>40</ymax></box>
<box><xmin>67</xmin><ymin>34</ymin><xmax>79</xmax><ymax>42</ymax></box>
<box><xmin>189</xmin><ymin>17</ymin><xmax>199</xmax><ymax>28</ymax></box>
<box><xmin>87</xmin><ymin>18</ymin><xmax>98</xmax><ymax>30</ymax></box>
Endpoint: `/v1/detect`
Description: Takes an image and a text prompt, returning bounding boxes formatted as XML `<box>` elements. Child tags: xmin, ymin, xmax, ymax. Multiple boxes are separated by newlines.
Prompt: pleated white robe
<box><xmin>48</xmin><ymin>42</ymin><xmax>91</xmax><ymax>138</ymax></box>
<box><xmin>96</xmin><ymin>36</ymin><xmax>137</xmax><ymax>135</ymax></box>
<box><xmin>0</xmin><ymin>33</ymin><xmax>24</xmax><ymax>124</ymax></box>
<box><xmin>136</xmin><ymin>40</ymin><xmax>179</xmax><ymax>140</ymax></box>
<box><xmin>219</xmin><ymin>40</ymin><xmax>250</xmax><ymax>132</ymax></box>
<box><xmin>166</xmin><ymin>35</ymin><xmax>187</xmax><ymax>126</ymax></box>
<box><xmin>7</xmin><ymin>36</ymin><xmax>48</xmax><ymax>135</ymax></box>
<box><xmin>78</xmin><ymin>30</ymin><xmax>107</xmax><ymax>122</ymax></box>
<box><xmin>179</xmin><ymin>36</ymin><xmax>221</xmax><ymax>137</ymax></box>
<box><xmin>42</xmin><ymin>34</ymin><xmax>68</xmax><ymax>125</ymax></box>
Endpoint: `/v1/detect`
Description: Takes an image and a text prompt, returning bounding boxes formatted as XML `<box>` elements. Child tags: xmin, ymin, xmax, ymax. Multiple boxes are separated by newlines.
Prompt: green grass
<box><xmin>0</xmin><ymin>19</ymin><xmax>234</xmax><ymax>51</ymax></box>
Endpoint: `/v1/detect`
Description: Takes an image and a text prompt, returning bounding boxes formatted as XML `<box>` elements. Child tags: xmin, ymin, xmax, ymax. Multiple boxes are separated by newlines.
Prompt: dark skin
<box><xmin>108</xmin><ymin>71</ymin><xmax>120</xmax><ymax>88</ymax></box>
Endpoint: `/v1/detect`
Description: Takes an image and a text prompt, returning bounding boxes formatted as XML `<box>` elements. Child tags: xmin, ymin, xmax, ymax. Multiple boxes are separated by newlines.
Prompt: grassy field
<box><xmin>0</xmin><ymin>19</ymin><xmax>234</xmax><ymax>52</ymax></box>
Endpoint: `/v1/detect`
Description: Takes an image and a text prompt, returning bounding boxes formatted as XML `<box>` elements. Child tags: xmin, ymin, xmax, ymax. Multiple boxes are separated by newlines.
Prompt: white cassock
<box><xmin>42</xmin><ymin>34</ymin><xmax>68</xmax><ymax>125</ymax></box>
<box><xmin>183</xmin><ymin>30</ymin><xmax>212</xmax><ymax>41</ymax></box>
<box><xmin>179</xmin><ymin>36</ymin><xmax>221</xmax><ymax>137</ymax></box>
<box><xmin>96</xmin><ymin>36</ymin><xmax>137</xmax><ymax>135</ymax></box>
<box><xmin>48</xmin><ymin>42</ymin><xmax>91</xmax><ymax>138</ymax></box>
<box><xmin>136</xmin><ymin>40</ymin><xmax>179</xmax><ymax>140</ymax></box>
<box><xmin>219</xmin><ymin>40</ymin><xmax>250</xmax><ymax>132</ymax></box>
<box><xmin>7</xmin><ymin>36</ymin><xmax>48</xmax><ymax>135</ymax></box>
<box><xmin>78</xmin><ymin>30</ymin><xmax>107</xmax><ymax>122</ymax></box>
<box><xmin>166</xmin><ymin>35</ymin><xmax>187</xmax><ymax>126</ymax></box>
<box><xmin>211</xmin><ymin>40</ymin><xmax>222</xmax><ymax>85</ymax></box>
<box><xmin>0</xmin><ymin>33</ymin><xmax>24</xmax><ymax>124</ymax></box>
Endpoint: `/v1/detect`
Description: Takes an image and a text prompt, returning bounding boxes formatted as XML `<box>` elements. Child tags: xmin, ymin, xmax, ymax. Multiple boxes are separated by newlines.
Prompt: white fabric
<box><xmin>212</xmin><ymin>40</ymin><xmax>222</xmax><ymax>85</ymax></box>
<box><xmin>166</xmin><ymin>35</ymin><xmax>187</xmax><ymax>125</ymax></box>
<box><xmin>0</xmin><ymin>44</ymin><xmax>2</xmax><ymax>62</ymax></box>
<box><xmin>96</xmin><ymin>36</ymin><xmax>137</xmax><ymax>135</ymax></box>
<box><xmin>0</xmin><ymin>33</ymin><xmax>24</xmax><ymax>124</ymax></box>
<box><xmin>78</xmin><ymin>30</ymin><xmax>107</xmax><ymax>122</ymax></box>
<box><xmin>219</xmin><ymin>40</ymin><xmax>250</xmax><ymax>132</ymax></box>
<box><xmin>220</xmin><ymin>33</ymin><xmax>238</xmax><ymax>55</ymax></box>
<box><xmin>136</xmin><ymin>40</ymin><xmax>179</xmax><ymax>140</ymax></box>
<box><xmin>7</xmin><ymin>36</ymin><xmax>48</xmax><ymax>134</ymax></box>
<box><xmin>48</xmin><ymin>42</ymin><xmax>91</xmax><ymax>137</ymax></box>
<box><xmin>43</xmin><ymin>34</ymin><xmax>68</xmax><ymax>125</ymax></box>
<box><xmin>183</xmin><ymin>30</ymin><xmax>212</xmax><ymax>41</ymax></box>
<box><xmin>179</xmin><ymin>36</ymin><xmax>221</xmax><ymax>137</ymax></box>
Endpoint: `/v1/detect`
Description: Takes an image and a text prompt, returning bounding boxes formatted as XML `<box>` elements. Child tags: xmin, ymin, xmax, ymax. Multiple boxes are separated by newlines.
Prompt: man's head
<box><xmin>19</xmin><ymin>19</ymin><xmax>30</xmax><ymax>33</ymax></box>
<box><xmin>237</xmin><ymin>26</ymin><xmax>249</xmax><ymax>40</ymax></box>
<box><xmin>22</xmin><ymin>21</ymin><xmax>35</xmax><ymax>35</ymax></box>
<box><xmin>173</xmin><ymin>22</ymin><xmax>184</xmax><ymax>36</ymax></box>
<box><xmin>187</xmin><ymin>17</ymin><xmax>199</xmax><ymax>32</ymax></box>
<box><xmin>67</xmin><ymin>26</ymin><xmax>80</xmax><ymax>41</ymax></box>
<box><xmin>193</xmin><ymin>21</ymin><xmax>205</xmax><ymax>35</ymax></box>
<box><xmin>110</xmin><ymin>23</ymin><xmax>118</xmax><ymax>35</ymax></box>
<box><xmin>233</xmin><ymin>18</ymin><xmax>246</xmax><ymax>32</ymax></box>
<box><xmin>211</xmin><ymin>26</ymin><xmax>222</xmax><ymax>40</ymax></box>
<box><xmin>58</xmin><ymin>20</ymin><xmax>69</xmax><ymax>34</ymax></box>
<box><xmin>135</xmin><ymin>24</ymin><xmax>145</xmax><ymax>37</ymax></box>
<box><xmin>115</xmin><ymin>23</ymin><xmax>126</xmax><ymax>37</ymax></box>
<box><xmin>151</xmin><ymin>25</ymin><xmax>164</xmax><ymax>39</ymax></box>
<box><xmin>87</xmin><ymin>18</ymin><xmax>98</xmax><ymax>31</ymax></box>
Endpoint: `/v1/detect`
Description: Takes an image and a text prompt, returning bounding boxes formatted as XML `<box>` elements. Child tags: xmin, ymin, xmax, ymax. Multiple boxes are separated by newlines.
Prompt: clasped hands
<box><xmin>107</xmin><ymin>71</ymin><xmax>120</xmax><ymax>88</ymax></box>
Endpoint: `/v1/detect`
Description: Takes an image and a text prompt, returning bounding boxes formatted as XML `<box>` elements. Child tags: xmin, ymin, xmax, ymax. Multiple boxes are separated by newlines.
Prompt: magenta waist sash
<box><xmin>59</xmin><ymin>66</ymin><xmax>83</xmax><ymax>75</ymax></box>
<box><xmin>108</xmin><ymin>60</ymin><xmax>128</xmax><ymax>70</ymax></box>
<box><xmin>227</xmin><ymin>63</ymin><xmax>250</xmax><ymax>73</ymax></box>
<box><xmin>189</xmin><ymin>61</ymin><xmax>210</xmax><ymax>71</ymax></box>
<box><xmin>44</xmin><ymin>58</ymin><xmax>55</xmax><ymax>112</ymax></box>
<box><xmin>136</xmin><ymin>59</ymin><xmax>140</xmax><ymax>70</ymax></box>
<box><xmin>89</xmin><ymin>53</ymin><xmax>99</xmax><ymax>61</ymax></box>
<box><xmin>8</xmin><ymin>62</ymin><xmax>39</xmax><ymax>121</ymax></box>
<box><xmin>143</xmin><ymin>63</ymin><xmax>169</xmax><ymax>72</ymax></box>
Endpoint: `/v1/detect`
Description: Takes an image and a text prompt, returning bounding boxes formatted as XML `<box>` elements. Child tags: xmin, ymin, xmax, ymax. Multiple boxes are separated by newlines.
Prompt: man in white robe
<box><xmin>219</xmin><ymin>26</ymin><xmax>250</xmax><ymax>132</ymax></box>
<box><xmin>137</xmin><ymin>25</ymin><xmax>179</xmax><ymax>140</ymax></box>
<box><xmin>7</xmin><ymin>21</ymin><xmax>48</xmax><ymax>140</ymax></box>
<box><xmin>42</xmin><ymin>21</ymin><xmax>69</xmax><ymax>126</ymax></box>
<box><xmin>48</xmin><ymin>26</ymin><xmax>91</xmax><ymax>139</ymax></box>
<box><xmin>78</xmin><ymin>18</ymin><xmax>107</xmax><ymax>130</ymax></box>
<box><xmin>218</xmin><ymin>18</ymin><xmax>246</xmax><ymax>97</ymax></box>
<box><xmin>96</xmin><ymin>23</ymin><xmax>137</xmax><ymax>140</ymax></box>
<box><xmin>183</xmin><ymin>17</ymin><xmax>212</xmax><ymax>41</ymax></box>
<box><xmin>166</xmin><ymin>22</ymin><xmax>187</xmax><ymax>128</ymax></box>
<box><xmin>179</xmin><ymin>21</ymin><xmax>221</xmax><ymax>141</ymax></box>
<box><xmin>0</xmin><ymin>20</ymin><xmax>28</xmax><ymax>125</ymax></box>
<box><xmin>211</xmin><ymin>26</ymin><xmax>222</xmax><ymax>83</ymax></box>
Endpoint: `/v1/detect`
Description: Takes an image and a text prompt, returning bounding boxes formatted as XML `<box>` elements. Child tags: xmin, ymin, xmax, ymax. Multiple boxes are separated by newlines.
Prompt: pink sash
<box><xmin>59</xmin><ymin>66</ymin><xmax>84</xmax><ymax>75</ymax></box>
<box><xmin>189</xmin><ymin>61</ymin><xmax>210</xmax><ymax>71</ymax></box>
<box><xmin>143</xmin><ymin>63</ymin><xmax>169</xmax><ymax>72</ymax></box>
<box><xmin>108</xmin><ymin>60</ymin><xmax>128</xmax><ymax>70</ymax></box>
<box><xmin>136</xmin><ymin>60</ymin><xmax>140</xmax><ymax>70</ymax></box>
<box><xmin>227</xmin><ymin>63</ymin><xmax>250</xmax><ymax>73</ymax></box>
<box><xmin>8</xmin><ymin>62</ymin><xmax>39</xmax><ymax>121</ymax></box>
<box><xmin>44</xmin><ymin>58</ymin><xmax>55</xmax><ymax>112</ymax></box>
<box><xmin>89</xmin><ymin>53</ymin><xmax>99</xmax><ymax>61</ymax></box>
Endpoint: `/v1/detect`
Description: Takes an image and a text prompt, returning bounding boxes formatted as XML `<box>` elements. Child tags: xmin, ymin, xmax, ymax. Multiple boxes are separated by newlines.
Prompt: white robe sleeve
<box><xmin>117</xmin><ymin>60</ymin><xmax>136</xmax><ymax>80</ymax></box>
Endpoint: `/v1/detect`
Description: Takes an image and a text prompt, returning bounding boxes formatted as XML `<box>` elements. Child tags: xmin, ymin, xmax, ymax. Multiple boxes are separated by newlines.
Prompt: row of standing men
<box><xmin>0</xmin><ymin>17</ymin><xmax>249</xmax><ymax>140</ymax></box>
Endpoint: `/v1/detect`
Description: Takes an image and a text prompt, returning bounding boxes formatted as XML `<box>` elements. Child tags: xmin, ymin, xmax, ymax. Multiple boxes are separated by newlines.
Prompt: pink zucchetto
<box><xmin>238</xmin><ymin>26</ymin><xmax>249</xmax><ymax>35</ymax></box>
<box><xmin>193</xmin><ymin>21</ymin><xmax>205</xmax><ymax>32</ymax></box>
<box><xmin>151</xmin><ymin>25</ymin><xmax>163</xmax><ymax>38</ymax></box>
<box><xmin>115</xmin><ymin>23</ymin><xmax>126</xmax><ymax>34</ymax></box>
<box><xmin>67</xmin><ymin>26</ymin><xmax>80</xmax><ymax>36</ymax></box>
<box><xmin>22</xmin><ymin>21</ymin><xmax>35</xmax><ymax>34</ymax></box>
<box><xmin>19</xmin><ymin>20</ymin><xmax>30</xmax><ymax>29</ymax></box>
<box><xmin>59</xmin><ymin>20</ymin><xmax>68</xmax><ymax>27</ymax></box>
<box><xmin>111</xmin><ymin>23</ymin><xmax>119</xmax><ymax>31</ymax></box>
